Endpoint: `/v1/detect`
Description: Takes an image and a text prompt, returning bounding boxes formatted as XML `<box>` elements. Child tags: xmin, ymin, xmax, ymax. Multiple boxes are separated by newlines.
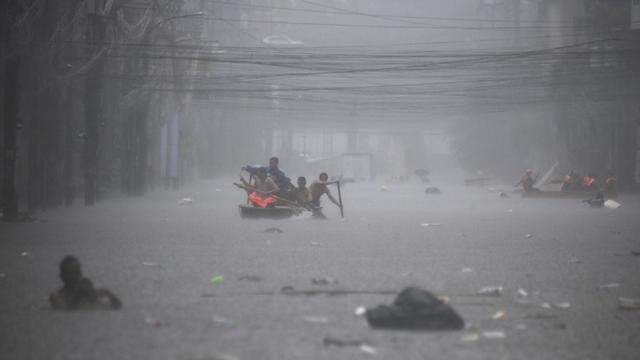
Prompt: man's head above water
<box><xmin>59</xmin><ymin>255</ymin><xmax>83</xmax><ymax>288</ymax></box>
<box><xmin>319</xmin><ymin>172</ymin><xmax>329</xmax><ymax>182</ymax></box>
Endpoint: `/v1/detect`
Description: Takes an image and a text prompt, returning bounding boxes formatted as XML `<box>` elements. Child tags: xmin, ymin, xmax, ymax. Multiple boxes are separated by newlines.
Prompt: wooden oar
<box><xmin>336</xmin><ymin>180</ymin><xmax>344</xmax><ymax>218</ymax></box>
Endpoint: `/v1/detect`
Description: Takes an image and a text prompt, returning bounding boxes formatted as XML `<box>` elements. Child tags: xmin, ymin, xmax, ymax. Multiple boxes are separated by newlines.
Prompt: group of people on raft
<box><xmin>233</xmin><ymin>156</ymin><xmax>342</xmax><ymax>215</ymax></box>
<box><xmin>516</xmin><ymin>169</ymin><xmax>616</xmax><ymax>195</ymax></box>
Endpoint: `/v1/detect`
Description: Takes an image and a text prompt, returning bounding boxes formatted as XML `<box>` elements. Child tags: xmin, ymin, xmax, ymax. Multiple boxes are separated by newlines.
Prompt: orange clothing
<box><xmin>248</xmin><ymin>192</ymin><xmax>277</xmax><ymax>208</ymax></box>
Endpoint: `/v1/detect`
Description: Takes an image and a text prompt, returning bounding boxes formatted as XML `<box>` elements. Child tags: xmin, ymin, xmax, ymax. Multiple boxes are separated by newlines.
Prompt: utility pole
<box><xmin>2</xmin><ymin>0</ymin><xmax>20</xmax><ymax>220</ymax></box>
<box><xmin>84</xmin><ymin>1</ymin><xmax>106</xmax><ymax>205</ymax></box>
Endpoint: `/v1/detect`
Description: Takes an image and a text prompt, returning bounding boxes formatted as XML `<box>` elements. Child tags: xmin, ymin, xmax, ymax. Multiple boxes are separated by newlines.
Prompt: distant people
<box><xmin>49</xmin><ymin>256</ymin><xmax>121</xmax><ymax>310</ymax></box>
<box><xmin>562</xmin><ymin>170</ymin><xmax>581</xmax><ymax>192</ymax></box>
<box><xmin>234</xmin><ymin>167</ymin><xmax>279</xmax><ymax>208</ymax></box>
<box><xmin>604</xmin><ymin>171</ymin><xmax>617</xmax><ymax>197</ymax></box>
<box><xmin>582</xmin><ymin>173</ymin><xmax>597</xmax><ymax>192</ymax></box>
<box><xmin>309</xmin><ymin>172</ymin><xmax>342</xmax><ymax>217</ymax></box>
<box><xmin>294</xmin><ymin>176</ymin><xmax>311</xmax><ymax>205</ymax></box>
<box><xmin>243</xmin><ymin>157</ymin><xmax>293</xmax><ymax>197</ymax></box>
<box><xmin>515</xmin><ymin>169</ymin><xmax>538</xmax><ymax>193</ymax></box>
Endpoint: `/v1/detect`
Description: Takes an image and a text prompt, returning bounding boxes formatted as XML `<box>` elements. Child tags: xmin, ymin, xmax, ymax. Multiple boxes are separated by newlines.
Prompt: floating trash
<box><xmin>461</xmin><ymin>268</ymin><xmax>474</xmax><ymax>273</ymax></box>
<box><xmin>421</xmin><ymin>223</ymin><xmax>442</xmax><ymax>227</ymax></box>
<box><xmin>20</xmin><ymin>252</ymin><xmax>30</xmax><ymax>257</ymax></box>
<box><xmin>238</xmin><ymin>275</ymin><xmax>263</xmax><ymax>283</ymax></box>
<box><xmin>311</xmin><ymin>242</ymin><xmax>322</xmax><ymax>247</ymax></box>
<box><xmin>618</xmin><ymin>297</ymin><xmax>640</xmax><ymax>310</ymax></box>
<box><xmin>311</xmin><ymin>277</ymin><xmax>338</xmax><ymax>286</ymax></box>
<box><xmin>598</xmin><ymin>283</ymin><xmax>620</xmax><ymax>290</ymax></box>
<box><xmin>541</xmin><ymin>302</ymin><xmax>552</xmax><ymax>309</ymax></box>
<box><xmin>211</xmin><ymin>275</ymin><xmax>225</xmax><ymax>284</ymax></box>
<box><xmin>525</xmin><ymin>234</ymin><xmax>533</xmax><ymax>239</ymax></box>
<box><xmin>517</xmin><ymin>288</ymin><xmax>529</xmax><ymax>297</ymax></box>
<box><xmin>366</xmin><ymin>287</ymin><xmax>464</xmax><ymax>330</ymax></box>
<box><xmin>460</xmin><ymin>333</ymin><xmax>480</xmax><ymax>342</ymax></box>
<box><xmin>492</xmin><ymin>311</ymin><xmax>507</xmax><ymax>320</ymax></box>
<box><xmin>178</xmin><ymin>198</ymin><xmax>194</xmax><ymax>205</ymax></box>
<box><xmin>604</xmin><ymin>200</ymin><xmax>621</xmax><ymax>209</ymax></box>
<box><xmin>264</xmin><ymin>227</ymin><xmax>283</xmax><ymax>234</ymax></box>
<box><xmin>359</xmin><ymin>344</ymin><xmax>378</xmax><ymax>355</ymax></box>
<box><xmin>482</xmin><ymin>330</ymin><xmax>506</xmax><ymax>339</ymax></box>
<box><xmin>142</xmin><ymin>262</ymin><xmax>159</xmax><ymax>267</ymax></box>
<box><xmin>569</xmin><ymin>257</ymin><xmax>583</xmax><ymax>264</ymax></box>
<box><xmin>354</xmin><ymin>306</ymin><xmax>367</xmax><ymax>317</ymax></box>
<box><xmin>144</xmin><ymin>316</ymin><xmax>162</xmax><ymax>327</ymax></box>
<box><xmin>515</xmin><ymin>324</ymin><xmax>527</xmax><ymax>330</ymax></box>
<box><xmin>303</xmin><ymin>315</ymin><xmax>329</xmax><ymax>324</ymax></box>
<box><xmin>212</xmin><ymin>315</ymin><xmax>233</xmax><ymax>325</ymax></box>
<box><xmin>553</xmin><ymin>302</ymin><xmax>571</xmax><ymax>309</ymax></box>
<box><xmin>476</xmin><ymin>285</ymin><xmax>503</xmax><ymax>297</ymax></box>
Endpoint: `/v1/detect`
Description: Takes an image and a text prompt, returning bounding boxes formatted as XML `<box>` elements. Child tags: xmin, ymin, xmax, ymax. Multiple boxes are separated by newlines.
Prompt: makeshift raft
<box><xmin>239</xmin><ymin>205</ymin><xmax>303</xmax><ymax>219</ymax></box>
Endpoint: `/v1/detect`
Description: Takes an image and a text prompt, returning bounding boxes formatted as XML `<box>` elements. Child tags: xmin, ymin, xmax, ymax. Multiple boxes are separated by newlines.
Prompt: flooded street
<box><xmin>2</xmin><ymin>178</ymin><xmax>639</xmax><ymax>360</ymax></box>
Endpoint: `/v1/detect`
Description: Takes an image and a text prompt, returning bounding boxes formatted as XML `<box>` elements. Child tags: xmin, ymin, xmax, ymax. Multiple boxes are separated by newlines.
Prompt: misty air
<box><xmin>1</xmin><ymin>1</ymin><xmax>640</xmax><ymax>359</ymax></box>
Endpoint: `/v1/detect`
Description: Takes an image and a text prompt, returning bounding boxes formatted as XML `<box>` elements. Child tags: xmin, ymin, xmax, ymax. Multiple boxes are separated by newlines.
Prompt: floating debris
<box><xmin>424</xmin><ymin>186</ymin><xmax>442</xmax><ymax>195</ymax></box>
<box><xmin>237</xmin><ymin>275</ymin><xmax>263</xmax><ymax>283</ymax></box>
<box><xmin>311</xmin><ymin>277</ymin><xmax>338</xmax><ymax>286</ymax></box>
<box><xmin>366</xmin><ymin>287</ymin><xmax>464</xmax><ymax>330</ymax></box>
<box><xmin>359</xmin><ymin>345</ymin><xmax>378</xmax><ymax>356</ymax></box>
<box><xmin>598</xmin><ymin>283</ymin><xmax>620</xmax><ymax>290</ymax></box>
<box><xmin>569</xmin><ymin>257</ymin><xmax>583</xmax><ymax>264</ymax></box>
<box><xmin>264</xmin><ymin>227</ymin><xmax>283</xmax><ymax>234</ymax></box>
<box><xmin>517</xmin><ymin>288</ymin><xmax>529</xmax><ymax>297</ymax></box>
<box><xmin>515</xmin><ymin>324</ymin><xmax>527</xmax><ymax>331</ymax></box>
<box><xmin>476</xmin><ymin>285</ymin><xmax>503</xmax><ymax>297</ymax></box>
<box><xmin>604</xmin><ymin>200</ymin><xmax>621</xmax><ymax>209</ymax></box>
<box><xmin>20</xmin><ymin>252</ymin><xmax>30</xmax><ymax>257</ymax></box>
<box><xmin>525</xmin><ymin>234</ymin><xmax>533</xmax><ymax>239</ymax></box>
<box><xmin>303</xmin><ymin>316</ymin><xmax>329</xmax><ymax>324</ymax></box>
<box><xmin>541</xmin><ymin>302</ymin><xmax>552</xmax><ymax>310</ymax></box>
<box><xmin>460</xmin><ymin>333</ymin><xmax>480</xmax><ymax>342</ymax></box>
<box><xmin>178</xmin><ymin>198</ymin><xmax>194</xmax><ymax>205</ymax></box>
<box><xmin>355</xmin><ymin>306</ymin><xmax>367</xmax><ymax>317</ymax></box>
<box><xmin>492</xmin><ymin>311</ymin><xmax>507</xmax><ymax>320</ymax></box>
<box><xmin>142</xmin><ymin>262</ymin><xmax>160</xmax><ymax>267</ymax></box>
<box><xmin>211</xmin><ymin>275</ymin><xmax>225</xmax><ymax>284</ymax></box>
<box><xmin>323</xmin><ymin>336</ymin><xmax>369</xmax><ymax>348</ymax></box>
<box><xmin>310</xmin><ymin>242</ymin><xmax>322</xmax><ymax>247</ymax></box>
<box><xmin>461</xmin><ymin>268</ymin><xmax>474</xmax><ymax>273</ymax></box>
<box><xmin>482</xmin><ymin>330</ymin><xmax>506</xmax><ymax>339</ymax></box>
<box><xmin>420</xmin><ymin>223</ymin><xmax>442</xmax><ymax>227</ymax></box>
<box><xmin>618</xmin><ymin>297</ymin><xmax>640</xmax><ymax>310</ymax></box>
<box><xmin>144</xmin><ymin>316</ymin><xmax>163</xmax><ymax>327</ymax></box>
<box><xmin>212</xmin><ymin>315</ymin><xmax>233</xmax><ymax>325</ymax></box>
<box><xmin>553</xmin><ymin>302</ymin><xmax>571</xmax><ymax>309</ymax></box>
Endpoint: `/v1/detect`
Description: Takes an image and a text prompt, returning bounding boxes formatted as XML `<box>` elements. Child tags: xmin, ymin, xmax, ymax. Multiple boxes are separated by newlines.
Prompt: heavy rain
<box><xmin>1</xmin><ymin>1</ymin><xmax>640</xmax><ymax>359</ymax></box>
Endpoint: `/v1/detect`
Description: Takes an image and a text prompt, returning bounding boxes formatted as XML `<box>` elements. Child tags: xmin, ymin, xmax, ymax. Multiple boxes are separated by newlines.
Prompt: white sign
<box><xmin>633</xmin><ymin>0</ymin><xmax>640</xmax><ymax>30</ymax></box>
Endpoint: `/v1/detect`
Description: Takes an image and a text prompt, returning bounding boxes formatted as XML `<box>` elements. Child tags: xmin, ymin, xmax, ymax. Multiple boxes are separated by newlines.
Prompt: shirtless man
<box><xmin>294</xmin><ymin>176</ymin><xmax>311</xmax><ymax>205</ymax></box>
<box><xmin>309</xmin><ymin>173</ymin><xmax>342</xmax><ymax>217</ymax></box>
<box><xmin>49</xmin><ymin>256</ymin><xmax>122</xmax><ymax>310</ymax></box>
<box><xmin>234</xmin><ymin>167</ymin><xmax>279</xmax><ymax>207</ymax></box>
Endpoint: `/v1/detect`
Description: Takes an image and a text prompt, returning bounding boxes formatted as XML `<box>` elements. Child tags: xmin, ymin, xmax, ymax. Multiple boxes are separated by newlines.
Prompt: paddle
<box><xmin>336</xmin><ymin>180</ymin><xmax>344</xmax><ymax>218</ymax></box>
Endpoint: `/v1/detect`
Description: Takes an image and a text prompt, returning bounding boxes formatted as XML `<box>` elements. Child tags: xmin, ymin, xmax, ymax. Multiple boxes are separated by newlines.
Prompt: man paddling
<box><xmin>309</xmin><ymin>172</ymin><xmax>342</xmax><ymax>218</ymax></box>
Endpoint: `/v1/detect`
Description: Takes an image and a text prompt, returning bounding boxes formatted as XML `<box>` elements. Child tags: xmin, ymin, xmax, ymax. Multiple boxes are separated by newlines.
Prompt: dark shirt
<box><xmin>245</xmin><ymin>165</ymin><xmax>291</xmax><ymax>191</ymax></box>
